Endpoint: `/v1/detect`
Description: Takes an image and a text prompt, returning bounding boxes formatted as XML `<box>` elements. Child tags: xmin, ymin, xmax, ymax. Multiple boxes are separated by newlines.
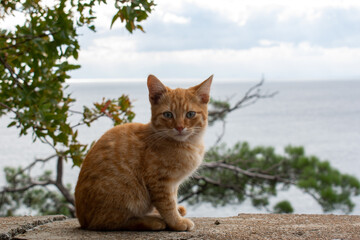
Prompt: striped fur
<box><xmin>75</xmin><ymin>75</ymin><xmax>213</xmax><ymax>231</ymax></box>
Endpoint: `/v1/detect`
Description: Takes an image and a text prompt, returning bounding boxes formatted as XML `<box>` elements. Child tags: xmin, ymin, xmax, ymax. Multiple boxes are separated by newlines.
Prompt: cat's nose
<box><xmin>175</xmin><ymin>126</ymin><xmax>184</xmax><ymax>133</ymax></box>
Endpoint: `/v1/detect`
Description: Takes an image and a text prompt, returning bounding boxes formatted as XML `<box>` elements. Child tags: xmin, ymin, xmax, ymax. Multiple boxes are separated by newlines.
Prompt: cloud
<box><xmin>78</xmin><ymin>0</ymin><xmax>360</xmax><ymax>50</ymax></box>
<box><xmin>160</xmin><ymin>13</ymin><xmax>191</xmax><ymax>24</ymax></box>
<box><xmin>3</xmin><ymin>0</ymin><xmax>359</xmax><ymax>81</ymax></box>
<box><xmin>70</xmin><ymin>0</ymin><xmax>360</xmax><ymax>81</ymax></box>
<box><xmin>90</xmin><ymin>0</ymin><xmax>191</xmax><ymax>32</ymax></box>
<box><xmin>185</xmin><ymin>0</ymin><xmax>360</xmax><ymax>25</ymax></box>
<box><xmin>72</xmin><ymin>36</ymin><xmax>360</xmax><ymax>80</ymax></box>
<box><xmin>118</xmin><ymin>3</ymin><xmax>360</xmax><ymax>52</ymax></box>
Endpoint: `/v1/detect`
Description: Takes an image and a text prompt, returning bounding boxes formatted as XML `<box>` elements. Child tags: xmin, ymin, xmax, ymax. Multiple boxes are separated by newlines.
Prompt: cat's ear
<box><xmin>147</xmin><ymin>75</ymin><xmax>167</xmax><ymax>104</ymax></box>
<box><xmin>191</xmin><ymin>75</ymin><xmax>213</xmax><ymax>104</ymax></box>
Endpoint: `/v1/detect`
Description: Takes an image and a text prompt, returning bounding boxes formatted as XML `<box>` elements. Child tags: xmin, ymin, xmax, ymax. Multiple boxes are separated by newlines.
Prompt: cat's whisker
<box><xmin>143</xmin><ymin>131</ymin><xmax>171</xmax><ymax>148</ymax></box>
<box><xmin>143</xmin><ymin>131</ymin><xmax>167</xmax><ymax>143</ymax></box>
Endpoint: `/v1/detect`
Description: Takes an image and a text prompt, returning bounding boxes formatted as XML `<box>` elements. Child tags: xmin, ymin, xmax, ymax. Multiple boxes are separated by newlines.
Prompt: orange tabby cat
<box><xmin>75</xmin><ymin>75</ymin><xmax>213</xmax><ymax>231</ymax></box>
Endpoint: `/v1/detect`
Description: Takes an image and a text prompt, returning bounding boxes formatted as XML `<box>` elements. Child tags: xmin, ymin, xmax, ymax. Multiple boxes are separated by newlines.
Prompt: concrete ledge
<box><xmin>0</xmin><ymin>215</ymin><xmax>67</xmax><ymax>240</ymax></box>
<box><xmin>1</xmin><ymin>214</ymin><xmax>360</xmax><ymax>239</ymax></box>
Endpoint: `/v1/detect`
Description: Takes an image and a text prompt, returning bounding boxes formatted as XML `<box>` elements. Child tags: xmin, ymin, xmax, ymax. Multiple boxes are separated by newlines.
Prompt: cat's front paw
<box><xmin>169</xmin><ymin>217</ymin><xmax>195</xmax><ymax>231</ymax></box>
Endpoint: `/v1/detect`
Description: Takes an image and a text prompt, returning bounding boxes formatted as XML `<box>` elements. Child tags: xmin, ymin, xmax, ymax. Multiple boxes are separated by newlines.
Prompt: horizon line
<box><xmin>66</xmin><ymin>77</ymin><xmax>360</xmax><ymax>84</ymax></box>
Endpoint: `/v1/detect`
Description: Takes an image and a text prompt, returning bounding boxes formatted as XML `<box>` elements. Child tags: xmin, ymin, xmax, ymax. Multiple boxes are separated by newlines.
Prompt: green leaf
<box><xmin>136</xmin><ymin>25</ymin><xmax>145</xmax><ymax>32</ymax></box>
<box><xmin>273</xmin><ymin>200</ymin><xmax>294</xmax><ymax>213</ymax></box>
<box><xmin>7</xmin><ymin>121</ymin><xmax>17</xmax><ymax>128</ymax></box>
<box><xmin>110</xmin><ymin>12</ymin><xmax>120</xmax><ymax>28</ymax></box>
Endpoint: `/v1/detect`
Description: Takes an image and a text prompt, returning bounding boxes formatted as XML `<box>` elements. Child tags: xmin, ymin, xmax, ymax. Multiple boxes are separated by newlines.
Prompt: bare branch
<box><xmin>213</xmin><ymin>120</ymin><xmax>226</xmax><ymax>146</ymax></box>
<box><xmin>54</xmin><ymin>156</ymin><xmax>75</xmax><ymax>206</ymax></box>
<box><xmin>178</xmin><ymin>174</ymin><xmax>246</xmax><ymax>203</ymax></box>
<box><xmin>56</xmin><ymin>156</ymin><xmax>63</xmax><ymax>185</ymax></box>
<box><xmin>201</xmin><ymin>162</ymin><xmax>294</xmax><ymax>184</ymax></box>
<box><xmin>70</xmin><ymin>112</ymin><xmax>105</xmax><ymax>128</ymax></box>
<box><xmin>2</xmin><ymin>154</ymin><xmax>57</xmax><ymax>194</ymax></box>
<box><xmin>1</xmin><ymin>155</ymin><xmax>76</xmax><ymax>216</ymax></box>
<box><xmin>208</xmin><ymin>78</ymin><xmax>278</xmax><ymax>125</ymax></box>
<box><xmin>1</xmin><ymin>155</ymin><xmax>58</xmax><ymax>195</ymax></box>
<box><xmin>15</xmin><ymin>154</ymin><xmax>57</xmax><ymax>178</ymax></box>
<box><xmin>193</xmin><ymin>175</ymin><xmax>244</xmax><ymax>192</ymax></box>
<box><xmin>68</xmin><ymin>109</ymin><xmax>83</xmax><ymax>114</ymax></box>
<box><xmin>178</xmin><ymin>187</ymin><xmax>204</xmax><ymax>204</ymax></box>
<box><xmin>1</xmin><ymin>180</ymin><xmax>52</xmax><ymax>193</ymax></box>
<box><xmin>39</xmin><ymin>136</ymin><xmax>59</xmax><ymax>153</ymax></box>
<box><xmin>302</xmin><ymin>189</ymin><xmax>321</xmax><ymax>204</ymax></box>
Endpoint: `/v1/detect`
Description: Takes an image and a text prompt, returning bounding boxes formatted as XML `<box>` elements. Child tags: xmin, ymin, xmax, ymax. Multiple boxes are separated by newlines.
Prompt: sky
<box><xmin>5</xmin><ymin>0</ymin><xmax>360</xmax><ymax>82</ymax></box>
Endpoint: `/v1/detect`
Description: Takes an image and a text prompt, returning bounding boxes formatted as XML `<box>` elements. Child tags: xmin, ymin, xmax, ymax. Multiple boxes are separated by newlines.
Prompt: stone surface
<box><xmin>1</xmin><ymin>214</ymin><xmax>360</xmax><ymax>239</ymax></box>
<box><xmin>0</xmin><ymin>215</ymin><xmax>66</xmax><ymax>240</ymax></box>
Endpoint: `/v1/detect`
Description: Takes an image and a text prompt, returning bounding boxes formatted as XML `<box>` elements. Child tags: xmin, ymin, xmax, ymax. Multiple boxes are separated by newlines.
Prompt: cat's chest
<box><xmin>147</xmin><ymin>143</ymin><xmax>204</xmax><ymax>181</ymax></box>
<box><xmin>167</xmin><ymin>146</ymin><xmax>204</xmax><ymax>181</ymax></box>
<box><xmin>172</xmin><ymin>145</ymin><xmax>204</xmax><ymax>167</ymax></box>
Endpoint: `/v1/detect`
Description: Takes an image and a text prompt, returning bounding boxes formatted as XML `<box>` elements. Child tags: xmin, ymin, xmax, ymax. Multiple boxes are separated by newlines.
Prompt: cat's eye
<box><xmin>186</xmin><ymin>111</ymin><xmax>196</xmax><ymax>119</ymax></box>
<box><xmin>163</xmin><ymin>111</ymin><xmax>173</xmax><ymax>118</ymax></box>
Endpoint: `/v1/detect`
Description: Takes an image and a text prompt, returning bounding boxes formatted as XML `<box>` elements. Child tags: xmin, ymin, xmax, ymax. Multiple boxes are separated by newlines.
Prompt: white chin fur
<box><xmin>171</xmin><ymin>134</ymin><xmax>190</xmax><ymax>142</ymax></box>
<box><xmin>168</xmin><ymin>129</ymin><xmax>192</xmax><ymax>142</ymax></box>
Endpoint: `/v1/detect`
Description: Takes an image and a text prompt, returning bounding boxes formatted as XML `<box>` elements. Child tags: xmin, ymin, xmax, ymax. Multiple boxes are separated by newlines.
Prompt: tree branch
<box><xmin>193</xmin><ymin>175</ymin><xmax>244</xmax><ymax>192</ymax></box>
<box><xmin>178</xmin><ymin>174</ymin><xmax>248</xmax><ymax>204</ymax></box>
<box><xmin>201</xmin><ymin>162</ymin><xmax>294</xmax><ymax>184</ymax></box>
<box><xmin>178</xmin><ymin>187</ymin><xmax>204</xmax><ymax>204</ymax></box>
<box><xmin>70</xmin><ymin>112</ymin><xmax>105</xmax><ymax>128</ymax></box>
<box><xmin>0</xmin><ymin>102</ymin><xmax>18</xmax><ymax>116</ymax></box>
<box><xmin>13</xmin><ymin>154</ymin><xmax>58</xmax><ymax>180</ymax></box>
<box><xmin>0</xmin><ymin>155</ymin><xmax>75</xmax><ymax>216</ymax></box>
<box><xmin>1</xmin><ymin>180</ymin><xmax>52</xmax><ymax>193</ymax></box>
<box><xmin>0</xmin><ymin>55</ymin><xmax>24</xmax><ymax>89</ymax></box>
<box><xmin>213</xmin><ymin>119</ymin><xmax>226</xmax><ymax>146</ymax></box>
<box><xmin>0</xmin><ymin>31</ymin><xmax>59</xmax><ymax>51</ymax></box>
<box><xmin>54</xmin><ymin>156</ymin><xmax>75</xmax><ymax>207</ymax></box>
<box><xmin>208</xmin><ymin>78</ymin><xmax>278</xmax><ymax>125</ymax></box>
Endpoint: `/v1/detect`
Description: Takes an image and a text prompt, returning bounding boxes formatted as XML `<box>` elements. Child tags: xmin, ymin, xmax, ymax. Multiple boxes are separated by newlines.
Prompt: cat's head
<box><xmin>147</xmin><ymin>75</ymin><xmax>213</xmax><ymax>142</ymax></box>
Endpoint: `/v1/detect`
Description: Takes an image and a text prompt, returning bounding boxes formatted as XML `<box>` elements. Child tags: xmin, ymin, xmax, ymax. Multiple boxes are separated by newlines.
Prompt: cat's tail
<box><xmin>177</xmin><ymin>205</ymin><xmax>187</xmax><ymax>216</ymax></box>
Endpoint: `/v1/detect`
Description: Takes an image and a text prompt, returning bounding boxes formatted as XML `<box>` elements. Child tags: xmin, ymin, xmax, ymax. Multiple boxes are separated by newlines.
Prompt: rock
<box><xmin>1</xmin><ymin>214</ymin><xmax>360</xmax><ymax>239</ymax></box>
<box><xmin>0</xmin><ymin>215</ymin><xmax>66</xmax><ymax>240</ymax></box>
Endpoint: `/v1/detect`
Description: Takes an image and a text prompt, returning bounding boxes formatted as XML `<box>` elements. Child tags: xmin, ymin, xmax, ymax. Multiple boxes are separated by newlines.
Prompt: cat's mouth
<box><xmin>175</xmin><ymin>132</ymin><xmax>186</xmax><ymax>136</ymax></box>
<box><xmin>172</xmin><ymin>132</ymin><xmax>192</xmax><ymax>141</ymax></box>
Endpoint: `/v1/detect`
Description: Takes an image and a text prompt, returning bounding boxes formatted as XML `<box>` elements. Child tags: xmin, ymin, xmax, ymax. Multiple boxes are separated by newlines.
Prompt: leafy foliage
<box><xmin>110</xmin><ymin>0</ymin><xmax>155</xmax><ymax>32</ymax></box>
<box><xmin>0</xmin><ymin>0</ymin><xmax>145</xmax><ymax>216</ymax></box>
<box><xmin>273</xmin><ymin>200</ymin><xmax>293</xmax><ymax>214</ymax></box>
<box><xmin>179</xmin><ymin>142</ymin><xmax>360</xmax><ymax>214</ymax></box>
<box><xmin>0</xmin><ymin>0</ymin><xmax>150</xmax><ymax>167</ymax></box>
<box><xmin>1</xmin><ymin>167</ymin><xmax>72</xmax><ymax>216</ymax></box>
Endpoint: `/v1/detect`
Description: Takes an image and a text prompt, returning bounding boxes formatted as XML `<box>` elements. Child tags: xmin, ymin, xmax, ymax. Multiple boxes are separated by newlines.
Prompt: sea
<box><xmin>1</xmin><ymin>80</ymin><xmax>359</xmax><ymax>217</ymax></box>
